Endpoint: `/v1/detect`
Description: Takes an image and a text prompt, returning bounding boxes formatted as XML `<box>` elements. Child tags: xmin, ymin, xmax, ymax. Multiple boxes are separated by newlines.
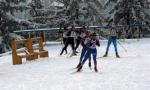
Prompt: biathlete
<box><xmin>62</xmin><ymin>26</ymin><xmax>68</xmax><ymax>54</ymax></box>
<box><xmin>77</xmin><ymin>32</ymin><xmax>100</xmax><ymax>72</ymax></box>
<box><xmin>60</xmin><ymin>26</ymin><xmax>77</xmax><ymax>56</ymax></box>
<box><xmin>76</xmin><ymin>30</ymin><xmax>92</xmax><ymax>68</ymax></box>
<box><xmin>103</xmin><ymin>21</ymin><xmax>120</xmax><ymax>58</ymax></box>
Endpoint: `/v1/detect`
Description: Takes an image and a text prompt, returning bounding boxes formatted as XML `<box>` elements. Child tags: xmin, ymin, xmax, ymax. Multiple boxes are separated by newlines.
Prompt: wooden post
<box><xmin>43</xmin><ymin>32</ymin><xmax>45</xmax><ymax>42</ymax></box>
<box><xmin>137</xmin><ymin>26</ymin><xmax>140</xmax><ymax>38</ymax></box>
<box><xmin>40</xmin><ymin>32</ymin><xmax>45</xmax><ymax>42</ymax></box>
<box><xmin>39</xmin><ymin>37</ymin><xmax>44</xmax><ymax>51</ymax></box>
<box><xmin>25</xmin><ymin>39</ymin><xmax>38</xmax><ymax>60</ymax></box>
<box><xmin>14</xmin><ymin>33</ymin><xmax>17</xmax><ymax>40</ymax></box>
<box><xmin>38</xmin><ymin>37</ymin><xmax>48</xmax><ymax>57</ymax></box>
<box><xmin>25</xmin><ymin>39</ymin><xmax>34</xmax><ymax>52</ymax></box>
<box><xmin>28</xmin><ymin>32</ymin><xmax>31</xmax><ymax>38</ymax></box>
<box><xmin>11</xmin><ymin>39</ymin><xmax>22</xmax><ymax>65</ymax></box>
<box><xmin>137</xmin><ymin>26</ymin><xmax>140</xmax><ymax>41</ymax></box>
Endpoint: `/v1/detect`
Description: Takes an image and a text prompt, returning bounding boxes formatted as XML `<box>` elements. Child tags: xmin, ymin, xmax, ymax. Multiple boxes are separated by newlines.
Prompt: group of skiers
<box><xmin>60</xmin><ymin>21</ymin><xmax>120</xmax><ymax>72</ymax></box>
<box><xmin>60</xmin><ymin>26</ymin><xmax>77</xmax><ymax>56</ymax></box>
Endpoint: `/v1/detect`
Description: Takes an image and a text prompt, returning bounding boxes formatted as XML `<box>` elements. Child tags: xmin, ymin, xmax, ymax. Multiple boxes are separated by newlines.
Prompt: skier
<box><xmin>76</xmin><ymin>30</ymin><xmax>92</xmax><ymax>68</ymax></box>
<box><xmin>77</xmin><ymin>32</ymin><xmax>100</xmax><ymax>72</ymax></box>
<box><xmin>103</xmin><ymin>21</ymin><xmax>120</xmax><ymax>58</ymax></box>
<box><xmin>60</xmin><ymin>25</ymin><xmax>76</xmax><ymax>56</ymax></box>
<box><xmin>62</xmin><ymin>26</ymin><xmax>68</xmax><ymax>54</ymax></box>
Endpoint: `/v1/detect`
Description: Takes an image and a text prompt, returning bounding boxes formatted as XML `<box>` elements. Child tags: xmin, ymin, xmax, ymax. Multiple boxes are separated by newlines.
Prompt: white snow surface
<box><xmin>0</xmin><ymin>38</ymin><xmax>150</xmax><ymax>90</ymax></box>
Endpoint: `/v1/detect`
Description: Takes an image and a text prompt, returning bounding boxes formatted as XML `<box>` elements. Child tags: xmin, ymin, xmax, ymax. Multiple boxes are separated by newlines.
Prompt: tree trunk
<box><xmin>0</xmin><ymin>35</ymin><xmax>4</xmax><ymax>54</ymax></box>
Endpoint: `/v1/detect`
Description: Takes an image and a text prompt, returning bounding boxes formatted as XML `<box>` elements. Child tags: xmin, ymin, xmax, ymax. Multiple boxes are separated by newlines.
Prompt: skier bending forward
<box><xmin>77</xmin><ymin>32</ymin><xmax>100</xmax><ymax>72</ymax></box>
<box><xmin>76</xmin><ymin>30</ymin><xmax>91</xmax><ymax>68</ymax></box>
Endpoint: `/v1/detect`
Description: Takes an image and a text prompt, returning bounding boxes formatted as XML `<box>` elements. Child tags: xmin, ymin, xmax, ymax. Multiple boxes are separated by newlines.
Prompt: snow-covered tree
<box><xmin>56</xmin><ymin>0</ymin><xmax>104</xmax><ymax>26</ymax></box>
<box><xmin>28</xmin><ymin>0</ymin><xmax>64</xmax><ymax>28</ymax></box>
<box><xmin>104</xmin><ymin>0</ymin><xmax>150</xmax><ymax>38</ymax></box>
<box><xmin>28</xmin><ymin>0</ymin><xmax>45</xmax><ymax>25</ymax></box>
<box><xmin>0</xmin><ymin>0</ymin><xmax>27</xmax><ymax>53</ymax></box>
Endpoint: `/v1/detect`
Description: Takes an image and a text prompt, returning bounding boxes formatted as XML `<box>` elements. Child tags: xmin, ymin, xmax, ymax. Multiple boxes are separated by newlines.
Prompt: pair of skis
<box><xmin>71</xmin><ymin>66</ymin><xmax>93</xmax><ymax>74</ymax></box>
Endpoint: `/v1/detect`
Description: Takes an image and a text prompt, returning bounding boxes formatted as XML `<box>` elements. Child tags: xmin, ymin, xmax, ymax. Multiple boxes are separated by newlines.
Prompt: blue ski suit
<box><xmin>79</xmin><ymin>36</ymin><xmax>91</xmax><ymax>64</ymax></box>
<box><xmin>81</xmin><ymin>37</ymin><xmax>100</xmax><ymax>65</ymax></box>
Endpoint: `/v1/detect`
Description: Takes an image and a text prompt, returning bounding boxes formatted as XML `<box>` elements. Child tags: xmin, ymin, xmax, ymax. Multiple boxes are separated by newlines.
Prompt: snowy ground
<box><xmin>0</xmin><ymin>38</ymin><xmax>150</xmax><ymax>90</ymax></box>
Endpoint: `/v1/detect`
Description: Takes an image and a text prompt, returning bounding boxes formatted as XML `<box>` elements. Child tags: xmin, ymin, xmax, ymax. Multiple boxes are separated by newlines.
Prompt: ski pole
<box><xmin>117</xmin><ymin>40</ymin><xmax>127</xmax><ymax>52</ymax></box>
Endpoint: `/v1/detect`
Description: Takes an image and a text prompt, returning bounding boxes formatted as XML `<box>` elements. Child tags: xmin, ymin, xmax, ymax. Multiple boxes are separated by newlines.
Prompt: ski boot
<box><xmin>77</xmin><ymin>65</ymin><xmax>83</xmax><ymax>72</ymax></box>
<box><xmin>60</xmin><ymin>52</ymin><xmax>63</xmax><ymax>56</ymax></box>
<box><xmin>94</xmin><ymin>63</ymin><xmax>98</xmax><ymax>72</ymax></box>
<box><xmin>94</xmin><ymin>66</ymin><xmax>98</xmax><ymax>72</ymax></box>
<box><xmin>76</xmin><ymin>63</ymin><xmax>81</xmax><ymax>68</ymax></box>
<box><xmin>88</xmin><ymin>62</ymin><xmax>91</xmax><ymax>68</ymax></box>
<box><xmin>103</xmin><ymin>52</ymin><xmax>108</xmax><ymax>57</ymax></box>
<box><xmin>116</xmin><ymin>52</ymin><xmax>120</xmax><ymax>58</ymax></box>
<box><xmin>72</xmin><ymin>53</ymin><xmax>77</xmax><ymax>56</ymax></box>
<box><xmin>65</xmin><ymin>50</ymin><xmax>67</xmax><ymax>54</ymax></box>
<box><xmin>60</xmin><ymin>49</ymin><xmax>64</xmax><ymax>55</ymax></box>
<box><xmin>72</xmin><ymin>50</ymin><xmax>77</xmax><ymax>56</ymax></box>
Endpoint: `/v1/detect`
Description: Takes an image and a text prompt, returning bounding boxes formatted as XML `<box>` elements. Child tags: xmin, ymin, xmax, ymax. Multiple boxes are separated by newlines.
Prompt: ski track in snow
<box><xmin>0</xmin><ymin>38</ymin><xmax>150</xmax><ymax>90</ymax></box>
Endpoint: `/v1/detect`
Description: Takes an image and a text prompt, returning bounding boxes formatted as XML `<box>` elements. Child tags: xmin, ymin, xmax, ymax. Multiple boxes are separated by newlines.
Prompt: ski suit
<box><xmin>81</xmin><ymin>37</ymin><xmax>100</xmax><ymax>65</ymax></box>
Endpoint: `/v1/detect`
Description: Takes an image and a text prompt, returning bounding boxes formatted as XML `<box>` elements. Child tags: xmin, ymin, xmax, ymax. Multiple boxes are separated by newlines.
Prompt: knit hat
<box><xmin>92</xmin><ymin>32</ymin><xmax>97</xmax><ymax>36</ymax></box>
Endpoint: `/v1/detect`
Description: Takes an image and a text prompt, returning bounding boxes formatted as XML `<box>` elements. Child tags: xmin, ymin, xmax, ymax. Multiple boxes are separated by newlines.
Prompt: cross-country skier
<box><xmin>77</xmin><ymin>32</ymin><xmax>100</xmax><ymax>72</ymax></box>
<box><xmin>60</xmin><ymin>25</ymin><xmax>77</xmax><ymax>56</ymax></box>
<box><xmin>76</xmin><ymin>30</ymin><xmax>92</xmax><ymax>68</ymax></box>
<box><xmin>62</xmin><ymin>26</ymin><xmax>68</xmax><ymax>54</ymax></box>
<box><xmin>103</xmin><ymin>21</ymin><xmax>120</xmax><ymax>58</ymax></box>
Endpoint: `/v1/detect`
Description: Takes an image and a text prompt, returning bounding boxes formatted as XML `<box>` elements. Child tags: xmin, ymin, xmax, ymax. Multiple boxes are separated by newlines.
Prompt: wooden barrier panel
<box><xmin>11</xmin><ymin>37</ymin><xmax>48</xmax><ymax>65</ymax></box>
<box><xmin>31</xmin><ymin>37</ymin><xmax>49</xmax><ymax>58</ymax></box>
<box><xmin>11</xmin><ymin>38</ymin><xmax>38</xmax><ymax>65</ymax></box>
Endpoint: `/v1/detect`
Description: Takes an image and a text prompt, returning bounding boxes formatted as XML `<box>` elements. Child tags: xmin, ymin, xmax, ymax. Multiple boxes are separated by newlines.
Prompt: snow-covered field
<box><xmin>0</xmin><ymin>38</ymin><xmax>150</xmax><ymax>90</ymax></box>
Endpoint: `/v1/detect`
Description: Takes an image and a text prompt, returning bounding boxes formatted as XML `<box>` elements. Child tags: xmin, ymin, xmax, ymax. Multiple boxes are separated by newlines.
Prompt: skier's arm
<box><xmin>84</xmin><ymin>38</ymin><xmax>91</xmax><ymax>47</ymax></box>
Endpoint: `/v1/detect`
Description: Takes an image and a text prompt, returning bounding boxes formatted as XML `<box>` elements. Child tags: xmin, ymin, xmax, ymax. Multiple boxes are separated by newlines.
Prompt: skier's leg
<box><xmin>81</xmin><ymin>49</ymin><xmax>91</xmax><ymax>65</ymax></box>
<box><xmin>112</xmin><ymin>37</ymin><xmax>120</xmax><ymax>58</ymax></box>
<box><xmin>88</xmin><ymin>54</ymin><xmax>92</xmax><ymax>68</ymax></box>
<box><xmin>63</xmin><ymin>38</ymin><xmax>68</xmax><ymax>54</ymax></box>
<box><xmin>80</xmin><ymin>47</ymin><xmax>87</xmax><ymax>62</ymax></box>
<box><xmin>75</xmin><ymin>37</ymin><xmax>81</xmax><ymax>51</ymax></box>
<box><xmin>92</xmin><ymin>49</ymin><xmax>98</xmax><ymax>72</ymax></box>
<box><xmin>103</xmin><ymin>37</ymin><xmax>112</xmax><ymax>57</ymax></box>
<box><xmin>70</xmin><ymin>38</ymin><xmax>76</xmax><ymax>55</ymax></box>
<box><xmin>77</xmin><ymin>48</ymin><xmax>91</xmax><ymax>72</ymax></box>
<box><xmin>60</xmin><ymin>41</ymin><xmax>69</xmax><ymax>55</ymax></box>
<box><xmin>76</xmin><ymin>47</ymin><xmax>86</xmax><ymax>68</ymax></box>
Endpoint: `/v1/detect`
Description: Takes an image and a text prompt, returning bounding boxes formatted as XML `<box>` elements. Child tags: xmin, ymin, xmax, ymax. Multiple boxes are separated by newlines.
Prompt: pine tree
<box><xmin>28</xmin><ymin>0</ymin><xmax>45</xmax><ymax>27</ymax></box>
<box><xmin>56</xmin><ymin>0</ymin><xmax>104</xmax><ymax>26</ymax></box>
<box><xmin>0</xmin><ymin>0</ymin><xmax>27</xmax><ymax>53</ymax></box>
<box><xmin>104</xmin><ymin>0</ymin><xmax>150</xmax><ymax>38</ymax></box>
